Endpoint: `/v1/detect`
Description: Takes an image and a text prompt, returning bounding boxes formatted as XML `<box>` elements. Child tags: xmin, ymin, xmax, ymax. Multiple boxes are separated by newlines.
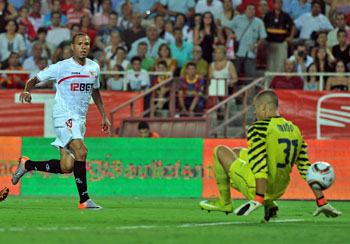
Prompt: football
<box><xmin>306</xmin><ymin>161</ymin><xmax>335</xmax><ymax>190</ymax></box>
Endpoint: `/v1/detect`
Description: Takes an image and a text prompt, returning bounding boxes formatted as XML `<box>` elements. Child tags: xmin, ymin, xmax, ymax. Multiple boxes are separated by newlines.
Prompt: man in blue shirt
<box><xmin>170</xmin><ymin>27</ymin><xmax>193</xmax><ymax>71</ymax></box>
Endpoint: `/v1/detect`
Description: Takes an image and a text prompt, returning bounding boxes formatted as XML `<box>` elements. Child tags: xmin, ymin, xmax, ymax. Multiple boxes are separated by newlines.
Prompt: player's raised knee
<box><xmin>60</xmin><ymin>160</ymin><xmax>74</xmax><ymax>173</ymax></box>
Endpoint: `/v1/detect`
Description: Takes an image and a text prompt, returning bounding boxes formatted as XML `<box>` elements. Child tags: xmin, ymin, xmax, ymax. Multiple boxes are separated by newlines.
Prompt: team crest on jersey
<box><xmin>90</xmin><ymin>70</ymin><xmax>94</xmax><ymax>77</ymax></box>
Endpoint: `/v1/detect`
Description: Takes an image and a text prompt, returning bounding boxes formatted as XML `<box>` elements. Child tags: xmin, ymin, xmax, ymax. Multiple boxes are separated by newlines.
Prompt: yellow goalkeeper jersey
<box><xmin>247</xmin><ymin>116</ymin><xmax>310</xmax><ymax>198</ymax></box>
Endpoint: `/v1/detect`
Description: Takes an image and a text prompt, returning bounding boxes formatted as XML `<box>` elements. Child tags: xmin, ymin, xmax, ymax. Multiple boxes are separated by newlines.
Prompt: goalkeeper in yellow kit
<box><xmin>199</xmin><ymin>90</ymin><xmax>342</xmax><ymax>221</ymax></box>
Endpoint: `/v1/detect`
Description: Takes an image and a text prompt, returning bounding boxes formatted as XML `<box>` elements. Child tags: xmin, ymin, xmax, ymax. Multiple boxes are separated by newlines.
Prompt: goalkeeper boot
<box><xmin>199</xmin><ymin>198</ymin><xmax>233</xmax><ymax>215</ymax></box>
<box><xmin>0</xmin><ymin>187</ymin><xmax>9</xmax><ymax>202</ymax></box>
<box><xmin>264</xmin><ymin>201</ymin><xmax>279</xmax><ymax>221</ymax></box>
<box><xmin>79</xmin><ymin>199</ymin><xmax>103</xmax><ymax>210</ymax></box>
<box><xmin>12</xmin><ymin>156</ymin><xmax>30</xmax><ymax>185</ymax></box>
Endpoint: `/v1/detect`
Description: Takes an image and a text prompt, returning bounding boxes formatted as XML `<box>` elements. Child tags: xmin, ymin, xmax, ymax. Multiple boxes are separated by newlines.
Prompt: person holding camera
<box><xmin>288</xmin><ymin>43</ymin><xmax>313</xmax><ymax>73</ymax></box>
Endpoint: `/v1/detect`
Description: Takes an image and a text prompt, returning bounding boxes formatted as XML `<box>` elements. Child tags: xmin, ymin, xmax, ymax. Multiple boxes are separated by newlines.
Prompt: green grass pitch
<box><xmin>0</xmin><ymin>196</ymin><xmax>348</xmax><ymax>244</ymax></box>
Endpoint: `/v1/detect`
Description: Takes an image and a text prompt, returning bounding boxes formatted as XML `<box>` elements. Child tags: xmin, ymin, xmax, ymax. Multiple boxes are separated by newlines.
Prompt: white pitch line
<box><xmin>0</xmin><ymin>219</ymin><xmax>305</xmax><ymax>232</ymax></box>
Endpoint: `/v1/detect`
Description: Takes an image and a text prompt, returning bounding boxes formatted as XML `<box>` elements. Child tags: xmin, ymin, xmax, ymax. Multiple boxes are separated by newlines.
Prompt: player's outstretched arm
<box><xmin>311</xmin><ymin>188</ymin><xmax>342</xmax><ymax>218</ymax></box>
<box><xmin>19</xmin><ymin>76</ymin><xmax>40</xmax><ymax>103</ymax></box>
<box><xmin>92</xmin><ymin>88</ymin><xmax>111</xmax><ymax>135</ymax></box>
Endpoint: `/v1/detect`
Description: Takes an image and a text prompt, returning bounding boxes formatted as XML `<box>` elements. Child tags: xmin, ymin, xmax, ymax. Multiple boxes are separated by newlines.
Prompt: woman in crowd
<box><xmin>0</xmin><ymin>20</ymin><xmax>26</xmax><ymax>63</ymax></box>
<box><xmin>193</xmin><ymin>11</ymin><xmax>225</xmax><ymax>64</ymax></box>
<box><xmin>303</xmin><ymin>63</ymin><xmax>319</xmax><ymax>91</ymax></box>
<box><xmin>155</xmin><ymin>43</ymin><xmax>177</xmax><ymax>75</ymax></box>
<box><xmin>80</xmin><ymin>14</ymin><xmax>97</xmax><ymax>48</ymax></box>
<box><xmin>326</xmin><ymin>59</ymin><xmax>350</xmax><ymax>91</ymax></box>
<box><xmin>208</xmin><ymin>45</ymin><xmax>238</xmax><ymax>95</ymax></box>
<box><xmin>99</xmin><ymin>30</ymin><xmax>125</xmax><ymax>69</ymax></box>
<box><xmin>0</xmin><ymin>0</ymin><xmax>18</xmax><ymax>33</ymax></box>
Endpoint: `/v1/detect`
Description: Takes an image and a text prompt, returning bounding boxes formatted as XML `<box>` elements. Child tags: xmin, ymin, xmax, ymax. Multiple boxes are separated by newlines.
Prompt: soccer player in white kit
<box><xmin>12</xmin><ymin>33</ymin><xmax>111</xmax><ymax>210</ymax></box>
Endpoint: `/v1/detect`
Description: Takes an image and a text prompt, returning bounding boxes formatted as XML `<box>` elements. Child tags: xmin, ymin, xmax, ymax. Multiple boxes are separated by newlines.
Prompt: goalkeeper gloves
<box><xmin>234</xmin><ymin>200</ymin><xmax>262</xmax><ymax>216</ymax></box>
<box><xmin>313</xmin><ymin>196</ymin><xmax>342</xmax><ymax>217</ymax></box>
<box><xmin>0</xmin><ymin>187</ymin><xmax>9</xmax><ymax>202</ymax></box>
<box><xmin>313</xmin><ymin>203</ymin><xmax>342</xmax><ymax>218</ymax></box>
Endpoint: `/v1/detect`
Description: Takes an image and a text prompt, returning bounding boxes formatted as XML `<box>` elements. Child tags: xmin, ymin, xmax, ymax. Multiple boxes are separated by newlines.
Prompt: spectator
<box><xmin>134</xmin><ymin>0</ymin><xmax>161</xmax><ymax>27</ymax></box>
<box><xmin>118</xmin><ymin>1</ymin><xmax>133</xmax><ymax>30</ymax></box>
<box><xmin>150</xmin><ymin>60</ymin><xmax>171</xmax><ymax>115</ymax></box>
<box><xmin>294</xmin><ymin>0</ymin><xmax>333</xmax><ymax>42</ymax></box>
<box><xmin>127</xmin><ymin>41</ymin><xmax>155</xmax><ymax>71</ymax></box>
<box><xmin>303</xmin><ymin>63</ymin><xmax>319</xmax><ymax>91</ymax></box>
<box><xmin>194</xmin><ymin>11</ymin><xmax>225</xmax><ymax>64</ymax></box>
<box><xmin>58</xmin><ymin>45</ymin><xmax>73</xmax><ymax>62</ymax></box>
<box><xmin>158</xmin><ymin>0</ymin><xmax>195</xmax><ymax>21</ymax></box>
<box><xmin>0</xmin><ymin>20</ymin><xmax>26</xmax><ymax>62</ymax></box>
<box><xmin>92</xmin><ymin>0</ymin><xmax>112</xmax><ymax>29</ymax></box>
<box><xmin>46</xmin><ymin>11</ymin><xmax>71</xmax><ymax>52</ymax></box>
<box><xmin>310</xmin><ymin>31</ymin><xmax>333</xmax><ymax>60</ymax></box>
<box><xmin>209</xmin><ymin>45</ymin><xmax>238</xmax><ymax>94</ymax></box>
<box><xmin>258</xmin><ymin>0</ymin><xmax>270</xmax><ymax>19</ymax></box>
<box><xmin>17</xmin><ymin>22</ymin><xmax>32</xmax><ymax>58</ymax></box>
<box><xmin>328</xmin><ymin>0</ymin><xmax>350</xmax><ymax>27</ymax></box>
<box><xmin>126</xmin><ymin>56</ymin><xmax>150</xmax><ymax>91</ymax></box>
<box><xmin>32</xmin><ymin>27</ymin><xmax>53</xmax><ymax>60</ymax></box>
<box><xmin>178</xmin><ymin>62</ymin><xmax>205</xmax><ymax>117</ymax></box>
<box><xmin>231</xmin><ymin>3</ymin><xmax>267</xmax><ymax>82</ymax></box>
<box><xmin>1</xmin><ymin>52</ymin><xmax>28</xmax><ymax>89</ymax></box>
<box><xmin>22</xmin><ymin>42</ymin><xmax>43</xmax><ymax>71</ymax></box>
<box><xmin>327</xmin><ymin>13</ymin><xmax>348</xmax><ymax>48</ymax></box>
<box><xmin>80</xmin><ymin>15</ymin><xmax>97</xmax><ymax>47</ymax></box>
<box><xmin>331</xmin><ymin>29</ymin><xmax>350</xmax><ymax>68</ymax></box>
<box><xmin>155</xmin><ymin>43</ymin><xmax>177</xmax><ymax>74</ymax></box>
<box><xmin>313</xmin><ymin>46</ymin><xmax>334</xmax><ymax>76</ymax></box>
<box><xmin>0</xmin><ymin>0</ymin><xmax>18</xmax><ymax>33</ymax></box>
<box><xmin>30</xmin><ymin>57</ymin><xmax>48</xmax><ymax>80</ymax></box>
<box><xmin>195</xmin><ymin>0</ymin><xmax>223</xmax><ymax>19</ymax></box>
<box><xmin>180</xmin><ymin>45</ymin><xmax>209</xmax><ymax>78</ymax></box>
<box><xmin>170</xmin><ymin>27</ymin><xmax>193</xmax><ymax>72</ymax></box>
<box><xmin>99</xmin><ymin>30</ymin><xmax>125</xmax><ymax>69</ymax></box>
<box><xmin>17</xmin><ymin>6</ymin><xmax>36</xmax><ymax>41</ymax></box>
<box><xmin>217</xmin><ymin>0</ymin><xmax>236</xmax><ymax>30</ymax></box>
<box><xmin>269</xmin><ymin>59</ymin><xmax>304</xmax><ymax>89</ymax></box>
<box><xmin>286</xmin><ymin>0</ymin><xmax>311</xmax><ymax>20</ymax></box>
<box><xmin>326</xmin><ymin>59</ymin><xmax>350</xmax><ymax>91</ymax></box>
<box><xmin>28</xmin><ymin>0</ymin><xmax>44</xmax><ymax>32</ymax></box>
<box><xmin>264</xmin><ymin>0</ymin><xmax>296</xmax><ymax>72</ymax></box>
<box><xmin>289</xmin><ymin>42</ymin><xmax>313</xmax><ymax>73</ymax></box>
<box><xmin>154</xmin><ymin>14</ymin><xmax>175</xmax><ymax>43</ymax></box>
<box><xmin>95</xmin><ymin>11</ymin><xmax>121</xmax><ymax>55</ymax></box>
<box><xmin>192</xmin><ymin>13</ymin><xmax>202</xmax><ymax>30</ymax></box>
<box><xmin>52</xmin><ymin>23</ymin><xmax>80</xmax><ymax>63</ymax></box>
<box><xmin>174</xmin><ymin>13</ymin><xmax>193</xmax><ymax>44</ymax></box>
<box><xmin>138</xmin><ymin>121</ymin><xmax>161</xmax><ymax>138</ymax></box>
<box><xmin>127</xmin><ymin>24</ymin><xmax>167</xmax><ymax>60</ymax></box>
<box><xmin>66</xmin><ymin>0</ymin><xmax>91</xmax><ymax>28</ymax></box>
<box><xmin>108</xmin><ymin>46</ymin><xmax>129</xmax><ymax>70</ymax></box>
<box><xmin>43</xmin><ymin>0</ymin><xmax>66</xmax><ymax>27</ymax></box>
<box><xmin>106</xmin><ymin>65</ymin><xmax>125</xmax><ymax>91</ymax></box>
<box><xmin>239</xmin><ymin>0</ymin><xmax>273</xmax><ymax>17</ymax></box>
<box><xmin>122</xmin><ymin>13</ymin><xmax>147</xmax><ymax>51</ymax></box>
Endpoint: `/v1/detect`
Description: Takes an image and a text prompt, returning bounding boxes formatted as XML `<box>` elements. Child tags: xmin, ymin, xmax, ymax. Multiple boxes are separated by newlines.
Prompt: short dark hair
<box><xmin>245</xmin><ymin>3</ymin><xmax>255</xmax><ymax>10</ymax></box>
<box><xmin>157</xmin><ymin>60</ymin><xmax>168</xmax><ymax>67</ymax></box>
<box><xmin>116</xmin><ymin>46</ymin><xmax>126</xmax><ymax>53</ymax></box>
<box><xmin>37</xmin><ymin>27</ymin><xmax>47</xmax><ymax>34</ymax></box>
<box><xmin>255</xmin><ymin>90</ymin><xmax>279</xmax><ymax>109</ymax></box>
<box><xmin>131</xmin><ymin>56</ymin><xmax>142</xmax><ymax>64</ymax></box>
<box><xmin>70</xmin><ymin>23</ymin><xmax>80</xmax><ymax>30</ymax></box>
<box><xmin>186</xmin><ymin>62</ymin><xmax>196</xmax><ymax>69</ymax></box>
<box><xmin>138</xmin><ymin>121</ymin><xmax>149</xmax><ymax>130</ymax></box>
<box><xmin>110</xmin><ymin>11</ymin><xmax>118</xmax><ymax>17</ymax></box>
<box><xmin>51</xmin><ymin>10</ymin><xmax>61</xmax><ymax>18</ymax></box>
<box><xmin>173</xmin><ymin>27</ymin><xmax>182</xmax><ymax>33</ymax></box>
<box><xmin>175</xmin><ymin>13</ymin><xmax>187</xmax><ymax>23</ymax></box>
<box><xmin>138</xmin><ymin>41</ymin><xmax>148</xmax><ymax>47</ymax></box>
<box><xmin>71</xmin><ymin>32</ymin><xmax>89</xmax><ymax>44</ymax></box>
<box><xmin>311</xmin><ymin>0</ymin><xmax>322</xmax><ymax>7</ymax></box>
<box><xmin>337</xmin><ymin>28</ymin><xmax>347</xmax><ymax>37</ymax></box>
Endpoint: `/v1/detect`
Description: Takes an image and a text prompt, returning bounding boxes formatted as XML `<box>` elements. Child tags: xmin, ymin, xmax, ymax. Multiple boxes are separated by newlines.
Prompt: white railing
<box><xmin>0</xmin><ymin>70</ymin><xmax>173</xmax><ymax>91</ymax></box>
<box><xmin>264</xmin><ymin>72</ymin><xmax>350</xmax><ymax>91</ymax></box>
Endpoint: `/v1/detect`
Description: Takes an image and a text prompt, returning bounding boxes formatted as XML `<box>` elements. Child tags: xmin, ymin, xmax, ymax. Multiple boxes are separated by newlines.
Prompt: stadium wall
<box><xmin>1</xmin><ymin>137</ymin><xmax>349</xmax><ymax>200</ymax></box>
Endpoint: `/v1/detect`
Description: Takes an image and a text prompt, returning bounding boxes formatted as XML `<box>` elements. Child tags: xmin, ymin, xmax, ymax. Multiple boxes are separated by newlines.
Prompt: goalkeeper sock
<box><xmin>213</xmin><ymin>146</ymin><xmax>231</xmax><ymax>205</ymax></box>
<box><xmin>73</xmin><ymin>160</ymin><xmax>90</xmax><ymax>203</ymax></box>
<box><xmin>254</xmin><ymin>193</ymin><xmax>264</xmax><ymax>204</ymax></box>
<box><xmin>25</xmin><ymin>159</ymin><xmax>63</xmax><ymax>174</ymax></box>
<box><xmin>316</xmin><ymin>196</ymin><xmax>327</xmax><ymax>207</ymax></box>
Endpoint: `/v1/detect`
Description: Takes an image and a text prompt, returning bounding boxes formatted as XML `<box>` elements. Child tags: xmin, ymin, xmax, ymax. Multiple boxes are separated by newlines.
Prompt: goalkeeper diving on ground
<box><xmin>199</xmin><ymin>90</ymin><xmax>342</xmax><ymax>221</ymax></box>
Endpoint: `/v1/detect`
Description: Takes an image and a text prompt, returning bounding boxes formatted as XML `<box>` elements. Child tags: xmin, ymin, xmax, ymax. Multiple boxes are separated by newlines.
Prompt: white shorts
<box><xmin>51</xmin><ymin>115</ymin><xmax>86</xmax><ymax>158</ymax></box>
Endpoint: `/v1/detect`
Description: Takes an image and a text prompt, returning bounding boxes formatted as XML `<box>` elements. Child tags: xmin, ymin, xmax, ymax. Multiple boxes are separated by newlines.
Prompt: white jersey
<box><xmin>37</xmin><ymin>57</ymin><xmax>100</xmax><ymax>120</ymax></box>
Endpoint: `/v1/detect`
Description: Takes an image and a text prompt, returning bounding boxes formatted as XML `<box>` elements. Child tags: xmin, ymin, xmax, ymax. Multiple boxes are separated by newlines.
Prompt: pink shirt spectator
<box><xmin>66</xmin><ymin>7</ymin><xmax>91</xmax><ymax>27</ymax></box>
<box><xmin>92</xmin><ymin>12</ymin><xmax>109</xmax><ymax>28</ymax></box>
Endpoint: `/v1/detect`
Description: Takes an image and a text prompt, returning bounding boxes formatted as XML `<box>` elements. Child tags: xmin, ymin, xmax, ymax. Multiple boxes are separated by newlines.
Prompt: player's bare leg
<box><xmin>199</xmin><ymin>145</ymin><xmax>237</xmax><ymax>215</ymax></box>
<box><xmin>68</xmin><ymin>139</ymin><xmax>102</xmax><ymax>210</ymax></box>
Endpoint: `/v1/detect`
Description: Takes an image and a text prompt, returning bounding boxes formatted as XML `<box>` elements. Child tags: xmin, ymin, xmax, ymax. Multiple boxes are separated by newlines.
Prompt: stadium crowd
<box><xmin>0</xmin><ymin>0</ymin><xmax>349</xmax><ymax>100</ymax></box>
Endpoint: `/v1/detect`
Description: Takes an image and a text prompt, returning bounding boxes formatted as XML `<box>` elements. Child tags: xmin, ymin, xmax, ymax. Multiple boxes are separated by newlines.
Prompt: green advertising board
<box><xmin>21</xmin><ymin>138</ymin><xmax>203</xmax><ymax>197</ymax></box>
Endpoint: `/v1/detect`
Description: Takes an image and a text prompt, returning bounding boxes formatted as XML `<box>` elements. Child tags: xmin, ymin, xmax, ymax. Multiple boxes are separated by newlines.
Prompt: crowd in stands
<box><xmin>0</xmin><ymin>0</ymin><xmax>350</xmax><ymax>113</ymax></box>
